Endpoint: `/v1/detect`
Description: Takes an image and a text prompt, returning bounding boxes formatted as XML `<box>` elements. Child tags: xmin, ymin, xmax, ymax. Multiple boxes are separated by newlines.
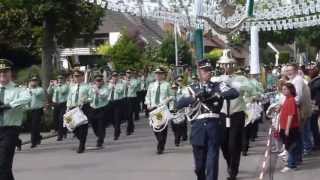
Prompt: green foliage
<box><xmin>0</xmin><ymin>45</ymin><xmax>40</xmax><ymax>68</ymax></box>
<box><xmin>279</xmin><ymin>51</ymin><xmax>290</xmax><ymax>64</ymax></box>
<box><xmin>15</xmin><ymin>65</ymin><xmax>59</xmax><ymax>85</ymax></box>
<box><xmin>228</xmin><ymin>32</ymin><xmax>248</xmax><ymax>47</ymax></box>
<box><xmin>0</xmin><ymin>0</ymin><xmax>105</xmax><ymax>60</ymax></box>
<box><xmin>158</xmin><ymin>33</ymin><xmax>192</xmax><ymax>65</ymax></box>
<box><xmin>96</xmin><ymin>43</ymin><xmax>112</xmax><ymax>57</ymax></box>
<box><xmin>141</xmin><ymin>45</ymin><xmax>166</xmax><ymax>67</ymax></box>
<box><xmin>236</xmin><ymin>0</ymin><xmax>246</xmax><ymax>6</ymax></box>
<box><xmin>260</xmin><ymin>50</ymin><xmax>274</xmax><ymax>65</ymax></box>
<box><xmin>108</xmin><ymin>31</ymin><xmax>143</xmax><ymax>72</ymax></box>
<box><xmin>205</xmin><ymin>49</ymin><xmax>223</xmax><ymax>66</ymax></box>
<box><xmin>0</xmin><ymin>0</ymin><xmax>102</xmax><ymax>47</ymax></box>
<box><xmin>15</xmin><ymin>65</ymin><xmax>41</xmax><ymax>85</ymax></box>
<box><xmin>260</xmin><ymin>30</ymin><xmax>296</xmax><ymax>48</ymax></box>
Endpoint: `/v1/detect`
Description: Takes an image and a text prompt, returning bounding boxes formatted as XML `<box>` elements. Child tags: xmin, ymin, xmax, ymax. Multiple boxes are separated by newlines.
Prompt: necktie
<box><xmin>0</xmin><ymin>87</ymin><xmax>5</xmax><ymax>125</ymax></box>
<box><xmin>155</xmin><ymin>82</ymin><xmax>160</xmax><ymax>105</ymax></box>
<box><xmin>125</xmin><ymin>81</ymin><xmax>129</xmax><ymax>97</ymax></box>
<box><xmin>173</xmin><ymin>92</ymin><xmax>177</xmax><ymax>109</ymax></box>
<box><xmin>94</xmin><ymin>88</ymin><xmax>99</xmax><ymax>106</ymax></box>
<box><xmin>54</xmin><ymin>86</ymin><xmax>59</xmax><ymax>103</ymax></box>
<box><xmin>75</xmin><ymin>84</ymin><xmax>80</xmax><ymax>105</ymax></box>
<box><xmin>110</xmin><ymin>86</ymin><xmax>115</xmax><ymax>101</ymax></box>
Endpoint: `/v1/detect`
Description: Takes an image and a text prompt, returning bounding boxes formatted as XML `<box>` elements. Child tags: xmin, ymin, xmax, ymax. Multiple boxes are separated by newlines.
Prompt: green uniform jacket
<box><xmin>0</xmin><ymin>82</ymin><xmax>32</xmax><ymax>127</ymax></box>
<box><xmin>28</xmin><ymin>87</ymin><xmax>46</xmax><ymax>109</ymax></box>
<box><xmin>47</xmin><ymin>84</ymin><xmax>69</xmax><ymax>103</ymax></box>
<box><xmin>107</xmin><ymin>81</ymin><xmax>125</xmax><ymax>101</ymax></box>
<box><xmin>145</xmin><ymin>81</ymin><xmax>171</xmax><ymax>108</ymax></box>
<box><xmin>88</xmin><ymin>84</ymin><xmax>109</xmax><ymax>109</ymax></box>
<box><xmin>67</xmin><ymin>83</ymin><xmax>90</xmax><ymax>108</ymax></box>
<box><xmin>124</xmin><ymin>78</ymin><xmax>140</xmax><ymax>98</ymax></box>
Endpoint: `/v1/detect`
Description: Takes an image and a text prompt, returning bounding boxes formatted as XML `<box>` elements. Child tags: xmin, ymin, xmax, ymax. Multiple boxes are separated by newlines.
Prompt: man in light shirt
<box><xmin>286</xmin><ymin>64</ymin><xmax>312</xmax><ymax>158</ymax></box>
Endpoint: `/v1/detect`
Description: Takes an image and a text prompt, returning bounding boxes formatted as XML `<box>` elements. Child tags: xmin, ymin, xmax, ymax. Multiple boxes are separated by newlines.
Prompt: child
<box><xmin>279</xmin><ymin>82</ymin><xmax>301</xmax><ymax>172</ymax></box>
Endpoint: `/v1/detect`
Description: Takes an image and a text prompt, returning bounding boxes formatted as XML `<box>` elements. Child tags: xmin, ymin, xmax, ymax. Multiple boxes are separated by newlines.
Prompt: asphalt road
<box><xmin>14</xmin><ymin>118</ymin><xmax>277</xmax><ymax>180</ymax></box>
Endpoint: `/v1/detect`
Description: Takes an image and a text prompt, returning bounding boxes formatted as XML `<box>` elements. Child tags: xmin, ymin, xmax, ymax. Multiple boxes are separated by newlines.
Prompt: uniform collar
<box><xmin>0</xmin><ymin>81</ymin><xmax>15</xmax><ymax>88</ymax></box>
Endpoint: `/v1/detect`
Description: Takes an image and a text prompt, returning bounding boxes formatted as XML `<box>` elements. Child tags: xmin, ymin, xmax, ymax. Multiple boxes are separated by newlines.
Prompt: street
<box><xmin>14</xmin><ymin>118</ymin><xmax>283</xmax><ymax>180</ymax></box>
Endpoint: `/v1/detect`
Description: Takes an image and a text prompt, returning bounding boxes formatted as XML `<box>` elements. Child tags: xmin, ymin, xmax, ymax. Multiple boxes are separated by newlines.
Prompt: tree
<box><xmin>158</xmin><ymin>32</ymin><xmax>193</xmax><ymax>66</ymax></box>
<box><xmin>205</xmin><ymin>49</ymin><xmax>223</xmax><ymax>67</ymax></box>
<box><xmin>108</xmin><ymin>31</ymin><xmax>143</xmax><ymax>72</ymax></box>
<box><xmin>97</xmin><ymin>43</ymin><xmax>112</xmax><ymax>57</ymax></box>
<box><xmin>140</xmin><ymin>45</ymin><xmax>165</xmax><ymax>67</ymax></box>
<box><xmin>0</xmin><ymin>0</ymin><xmax>105</xmax><ymax>89</ymax></box>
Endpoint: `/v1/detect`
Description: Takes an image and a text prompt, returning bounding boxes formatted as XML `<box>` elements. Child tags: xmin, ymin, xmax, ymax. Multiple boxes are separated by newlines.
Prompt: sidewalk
<box><xmin>271</xmin><ymin>150</ymin><xmax>320</xmax><ymax>180</ymax></box>
<box><xmin>19</xmin><ymin>131</ymin><xmax>57</xmax><ymax>145</ymax></box>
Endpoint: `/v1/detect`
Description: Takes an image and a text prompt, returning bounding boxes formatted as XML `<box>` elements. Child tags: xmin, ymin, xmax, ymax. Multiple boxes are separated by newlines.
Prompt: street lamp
<box><xmin>267</xmin><ymin>42</ymin><xmax>280</xmax><ymax>67</ymax></box>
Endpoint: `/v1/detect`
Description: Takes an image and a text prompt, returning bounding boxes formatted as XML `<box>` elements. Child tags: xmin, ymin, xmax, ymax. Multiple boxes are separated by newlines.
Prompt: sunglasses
<box><xmin>95</xmin><ymin>79</ymin><xmax>103</xmax><ymax>82</ymax></box>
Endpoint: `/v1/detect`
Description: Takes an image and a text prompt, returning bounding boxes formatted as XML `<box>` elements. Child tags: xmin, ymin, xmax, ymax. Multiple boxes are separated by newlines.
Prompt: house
<box><xmin>57</xmin><ymin>10</ymin><xmax>164</xmax><ymax>69</ymax></box>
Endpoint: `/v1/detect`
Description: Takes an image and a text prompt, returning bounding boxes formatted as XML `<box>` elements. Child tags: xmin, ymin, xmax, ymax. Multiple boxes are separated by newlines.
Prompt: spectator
<box><xmin>307</xmin><ymin>63</ymin><xmax>320</xmax><ymax>150</ymax></box>
<box><xmin>286</xmin><ymin>64</ymin><xmax>312</xmax><ymax>159</ymax></box>
<box><xmin>279</xmin><ymin>83</ymin><xmax>301</xmax><ymax>172</ymax></box>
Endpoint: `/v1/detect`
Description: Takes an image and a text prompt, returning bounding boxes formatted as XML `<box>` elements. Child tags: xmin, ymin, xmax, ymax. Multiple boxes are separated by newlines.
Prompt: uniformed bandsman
<box><xmin>132</xmin><ymin>70</ymin><xmax>141</xmax><ymax>121</ymax></box>
<box><xmin>143</xmin><ymin>69</ymin><xmax>156</xmax><ymax>117</ymax></box>
<box><xmin>191</xmin><ymin>75</ymin><xmax>199</xmax><ymax>86</ymax></box>
<box><xmin>107</xmin><ymin>71</ymin><xmax>125</xmax><ymax>140</ymax></box>
<box><xmin>123</xmin><ymin>69</ymin><xmax>139</xmax><ymax>135</ymax></box>
<box><xmin>248</xmin><ymin>75</ymin><xmax>264</xmax><ymax>142</ymax></box>
<box><xmin>88</xmin><ymin>73</ymin><xmax>109</xmax><ymax>148</ymax></box>
<box><xmin>0</xmin><ymin>59</ymin><xmax>31</xmax><ymax>180</ymax></box>
<box><xmin>145</xmin><ymin>67</ymin><xmax>171</xmax><ymax>154</ymax></box>
<box><xmin>27</xmin><ymin>75</ymin><xmax>45</xmax><ymax>148</ymax></box>
<box><xmin>66</xmin><ymin>69</ymin><xmax>91</xmax><ymax>153</ymax></box>
<box><xmin>215</xmin><ymin>66</ymin><xmax>256</xmax><ymax>180</ymax></box>
<box><xmin>177</xmin><ymin>59</ymin><xmax>239</xmax><ymax>180</ymax></box>
<box><xmin>47</xmin><ymin>74</ymin><xmax>69</xmax><ymax>141</ymax></box>
<box><xmin>172</xmin><ymin>76</ymin><xmax>188</xmax><ymax>145</ymax></box>
<box><xmin>169</xmin><ymin>82</ymin><xmax>184</xmax><ymax>147</ymax></box>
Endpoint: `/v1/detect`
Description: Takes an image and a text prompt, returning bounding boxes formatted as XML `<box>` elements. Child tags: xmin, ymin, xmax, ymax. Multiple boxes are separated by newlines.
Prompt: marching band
<box><xmin>4</xmin><ymin>56</ymin><xmax>312</xmax><ymax>180</ymax></box>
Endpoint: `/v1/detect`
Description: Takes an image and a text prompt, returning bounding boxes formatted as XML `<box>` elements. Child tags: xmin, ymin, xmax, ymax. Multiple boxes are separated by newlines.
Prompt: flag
<box><xmin>246</xmin><ymin>0</ymin><xmax>254</xmax><ymax>17</ymax></box>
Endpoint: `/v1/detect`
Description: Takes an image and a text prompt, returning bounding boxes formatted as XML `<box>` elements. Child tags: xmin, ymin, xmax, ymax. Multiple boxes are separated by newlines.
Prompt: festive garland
<box><xmin>85</xmin><ymin>0</ymin><xmax>320</xmax><ymax>32</ymax></box>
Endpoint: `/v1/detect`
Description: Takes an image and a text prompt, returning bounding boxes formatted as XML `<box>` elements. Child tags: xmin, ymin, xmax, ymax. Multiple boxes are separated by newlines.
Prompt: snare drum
<box><xmin>149</xmin><ymin>105</ymin><xmax>172</xmax><ymax>132</ymax></box>
<box><xmin>63</xmin><ymin>107</ymin><xmax>88</xmax><ymax>131</ymax></box>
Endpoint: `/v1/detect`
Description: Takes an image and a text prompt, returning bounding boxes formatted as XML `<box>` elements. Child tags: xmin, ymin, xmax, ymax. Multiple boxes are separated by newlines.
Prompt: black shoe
<box><xmin>114</xmin><ymin>136</ymin><xmax>119</xmax><ymax>141</ymax></box>
<box><xmin>77</xmin><ymin>146</ymin><xmax>85</xmax><ymax>154</ymax></box>
<box><xmin>96</xmin><ymin>140</ymin><xmax>104</xmax><ymax>148</ymax></box>
<box><xmin>30</xmin><ymin>144</ymin><xmax>37</xmax><ymax>148</ymax></box>
<box><xmin>227</xmin><ymin>177</ymin><xmax>237</xmax><ymax>180</ymax></box>
<box><xmin>175</xmin><ymin>139</ymin><xmax>180</xmax><ymax>147</ymax></box>
<box><xmin>242</xmin><ymin>151</ymin><xmax>248</xmax><ymax>156</ymax></box>
<box><xmin>126</xmin><ymin>131</ymin><xmax>132</xmax><ymax>136</ymax></box>
<box><xmin>182</xmin><ymin>136</ymin><xmax>188</xmax><ymax>141</ymax></box>
<box><xmin>36</xmin><ymin>136</ymin><xmax>43</xmax><ymax>145</ymax></box>
<box><xmin>57</xmin><ymin>137</ymin><xmax>63</xmax><ymax>141</ymax></box>
<box><xmin>96</xmin><ymin>144</ymin><xmax>104</xmax><ymax>149</ymax></box>
<box><xmin>157</xmin><ymin>149</ymin><xmax>164</xmax><ymax>155</ymax></box>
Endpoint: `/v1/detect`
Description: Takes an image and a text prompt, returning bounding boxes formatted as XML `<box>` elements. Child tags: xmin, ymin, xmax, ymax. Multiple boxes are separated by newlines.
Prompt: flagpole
<box><xmin>174</xmin><ymin>22</ymin><xmax>179</xmax><ymax>66</ymax></box>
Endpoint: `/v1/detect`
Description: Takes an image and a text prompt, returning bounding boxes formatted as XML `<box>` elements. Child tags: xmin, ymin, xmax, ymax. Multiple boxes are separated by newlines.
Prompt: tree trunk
<box><xmin>41</xmin><ymin>18</ymin><xmax>55</xmax><ymax>90</ymax></box>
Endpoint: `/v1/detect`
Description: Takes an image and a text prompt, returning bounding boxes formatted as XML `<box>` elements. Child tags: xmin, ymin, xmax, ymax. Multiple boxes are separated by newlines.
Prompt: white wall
<box><xmin>109</xmin><ymin>32</ymin><xmax>121</xmax><ymax>46</ymax></box>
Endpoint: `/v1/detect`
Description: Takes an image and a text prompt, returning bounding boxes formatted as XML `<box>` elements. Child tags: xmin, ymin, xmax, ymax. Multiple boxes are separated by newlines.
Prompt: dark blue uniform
<box><xmin>179</xmin><ymin>81</ymin><xmax>239</xmax><ymax>180</ymax></box>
